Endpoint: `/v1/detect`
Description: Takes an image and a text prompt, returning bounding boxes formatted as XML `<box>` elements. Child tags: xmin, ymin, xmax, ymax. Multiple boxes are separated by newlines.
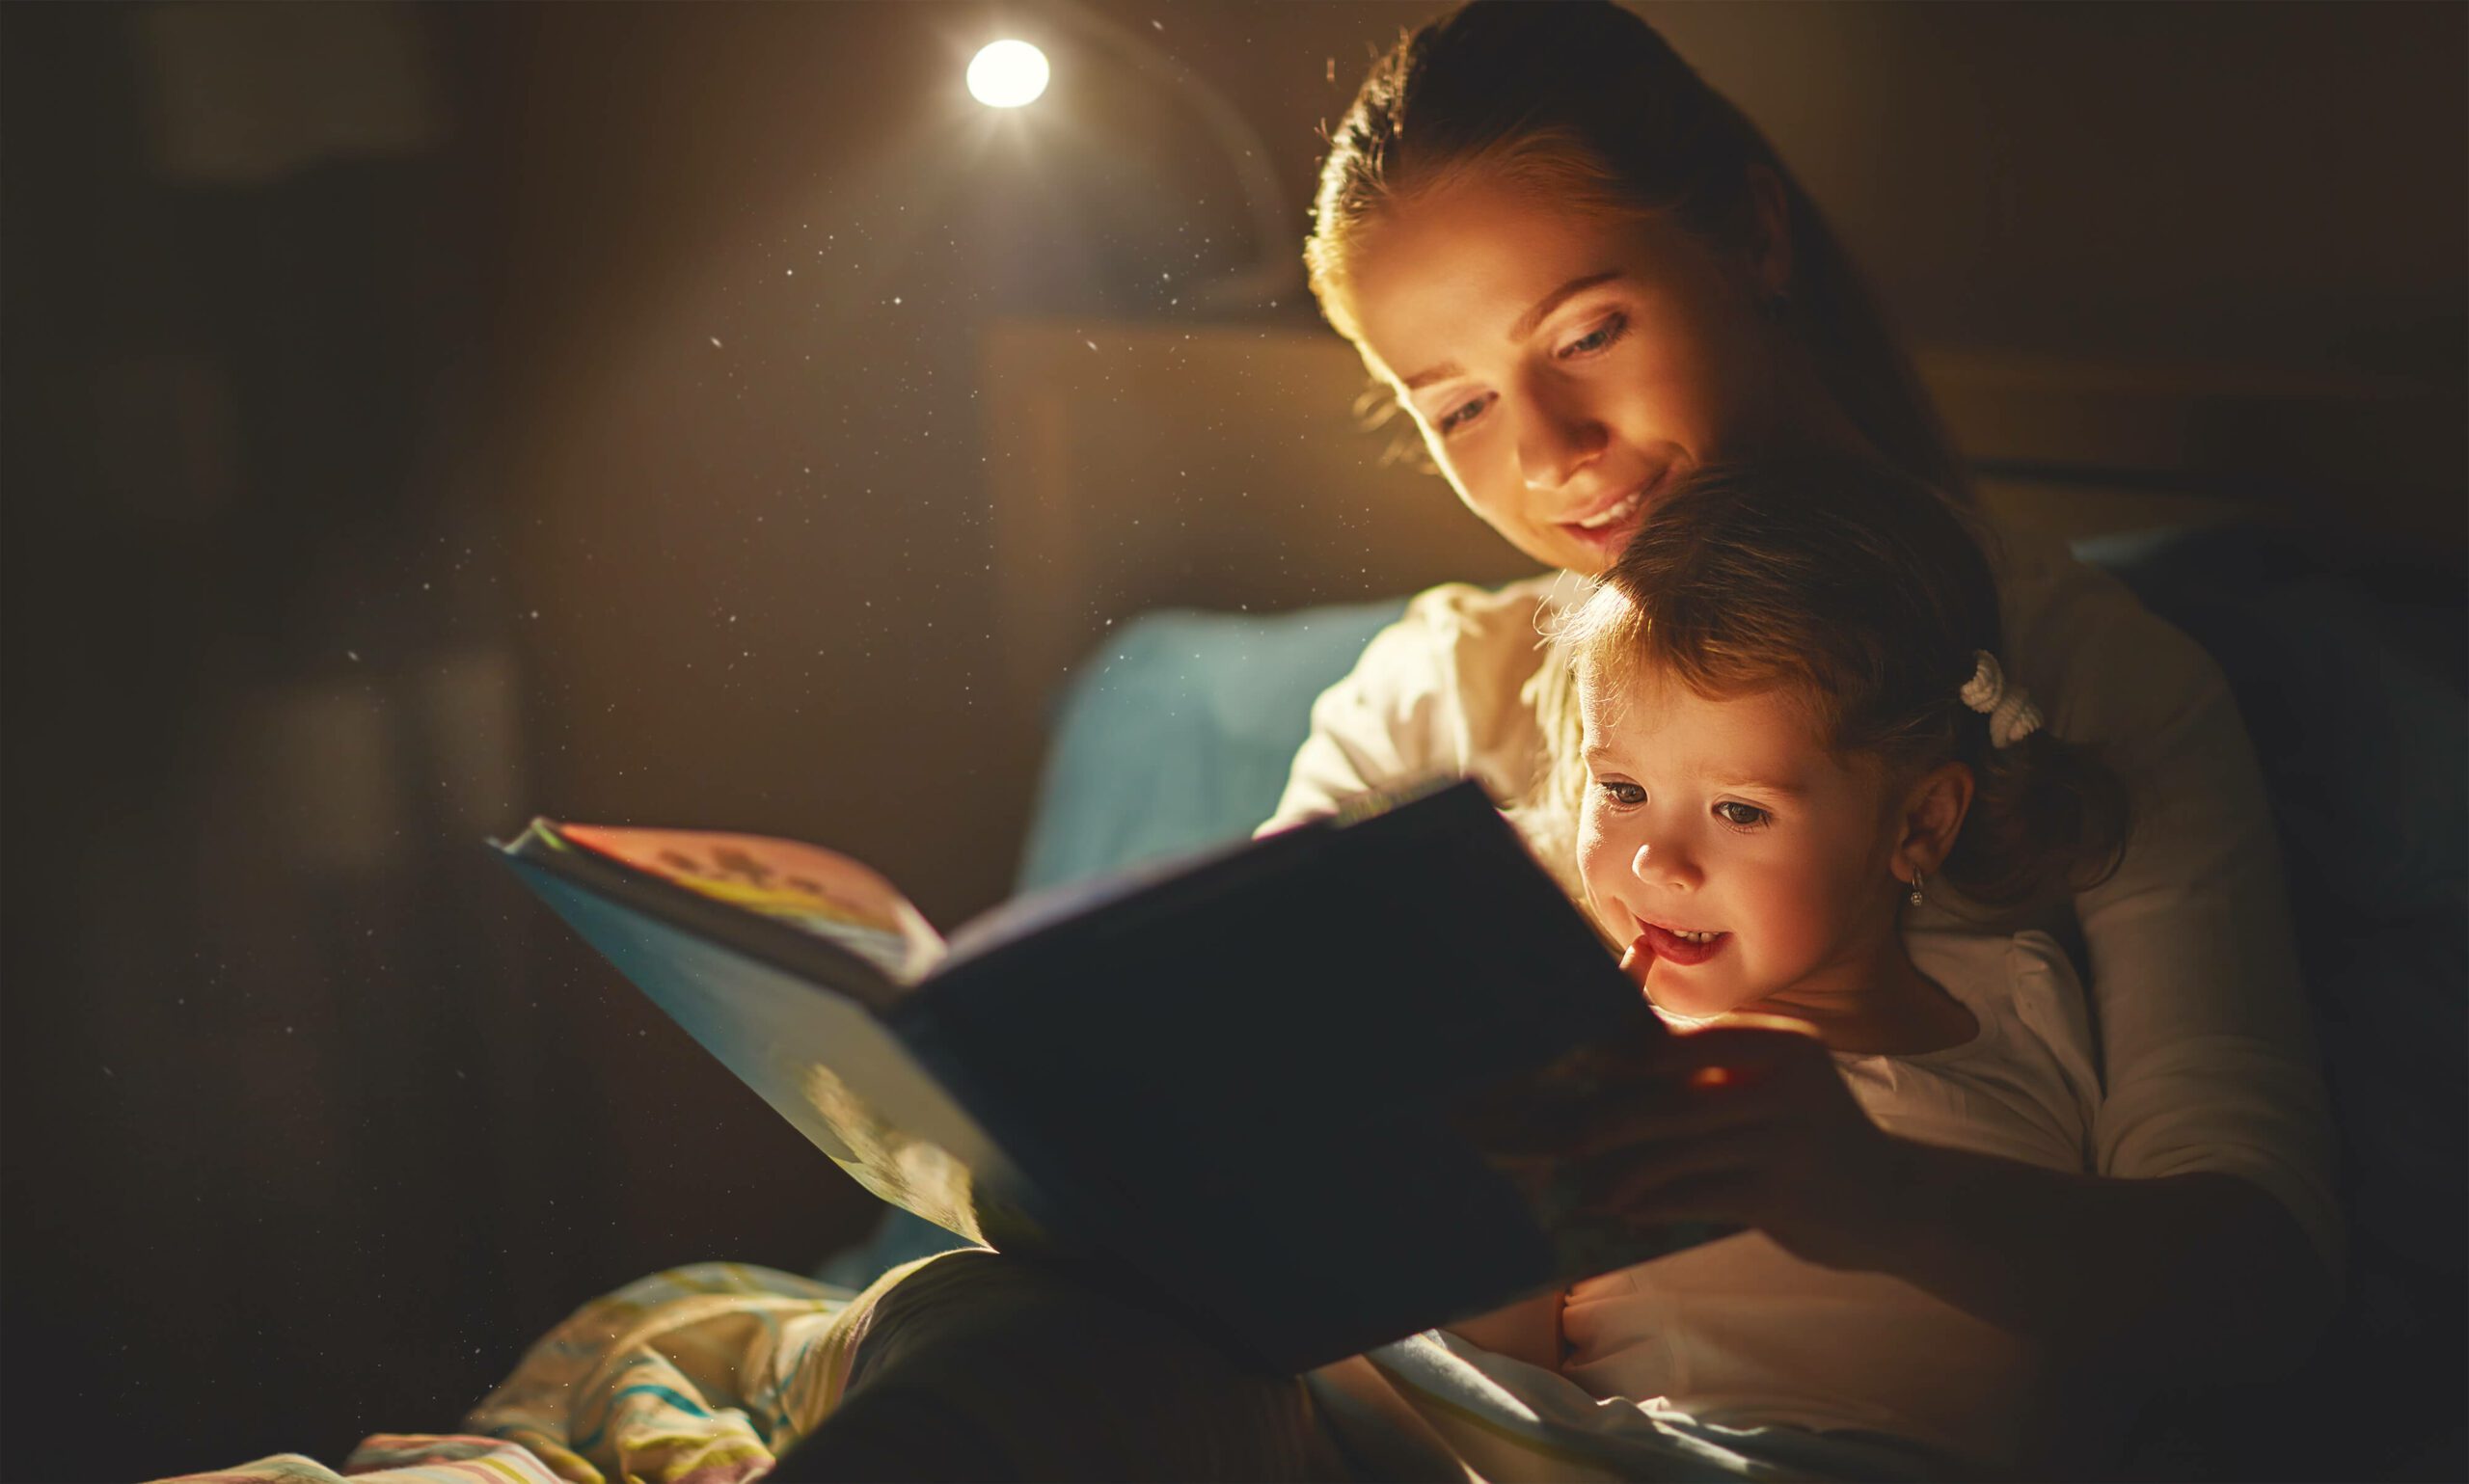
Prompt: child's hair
<box><xmin>1306</xmin><ymin>0</ymin><xmax>1966</xmax><ymax>500</ymax></box>
<box><xmin>1548</xmin><ymin>457</ymin><xmax>2130</xmax><ymax>909</ymax></box>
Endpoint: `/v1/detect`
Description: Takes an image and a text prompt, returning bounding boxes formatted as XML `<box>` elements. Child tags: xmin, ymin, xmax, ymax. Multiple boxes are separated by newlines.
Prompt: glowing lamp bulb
<box><xmin>967</xmin><ymin>40</ymin><xmax>1049</xmax><ymax>108</ymax></box>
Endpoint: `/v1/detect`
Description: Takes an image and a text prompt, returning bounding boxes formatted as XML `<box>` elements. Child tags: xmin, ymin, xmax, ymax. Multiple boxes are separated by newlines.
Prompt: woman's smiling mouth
<box><xmin>1557</xmin><ymin>467</ymin><xmax>1675</xmax><ymax>557</ymax></box>
<box><xmin>1573</xmin><ymin>487</ymin><xmax>1647</xmax><ymax>530</ymax></box>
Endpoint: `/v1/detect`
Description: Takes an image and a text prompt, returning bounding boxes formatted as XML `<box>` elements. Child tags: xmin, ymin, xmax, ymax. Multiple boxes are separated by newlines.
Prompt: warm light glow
<box><xmin>966</xmin><ymin>40</ymin><xmax>1049</xmax><ymax>108</ymax></box>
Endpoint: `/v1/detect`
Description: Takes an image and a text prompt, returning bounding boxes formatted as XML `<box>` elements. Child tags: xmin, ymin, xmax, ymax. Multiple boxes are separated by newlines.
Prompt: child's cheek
<box><xmin>1573</xmin><ymin>823</ymin><xmax>1624</xmax><ymax>931</ymax></box>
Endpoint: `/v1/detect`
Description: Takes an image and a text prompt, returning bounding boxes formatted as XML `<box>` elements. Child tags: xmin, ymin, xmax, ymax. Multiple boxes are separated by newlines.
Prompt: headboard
<box><xmin>979</xmin><ymin>316</ymin><xmax>2460</xmax><ymax>714</ymax></box>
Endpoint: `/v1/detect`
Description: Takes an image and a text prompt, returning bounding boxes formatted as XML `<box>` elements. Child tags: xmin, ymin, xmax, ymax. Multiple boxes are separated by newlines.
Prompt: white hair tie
<box><xmin>1961</xmin><ymin>651</ymin><xmax>2044</xmax><ymax>748</ymax></box>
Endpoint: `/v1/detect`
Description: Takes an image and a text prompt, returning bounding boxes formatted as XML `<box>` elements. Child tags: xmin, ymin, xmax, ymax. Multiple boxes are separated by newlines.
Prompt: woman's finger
<box><xmin>1691</xmin><ymin>1011</ymin><xmax>1825</xmax><ymax>1039</ymax></box>
<box><xmin>1560</xmin><ymin>1083</ymin><xmax>1778</xmax><ymax>1157</ymax></box>
<box><xmin>1580</xmin><ymin>1126</ymin><xmax>1777</xmax><ymax>1214</ymax></box>
<box><xmin>1596</xmin><ymin>1168</ymin><xmax>1761</xmax><ymax>1229</ymax></box>
<box><xmin>1645</xmin><ymin>1021</ymin><xmax>1829</xmax><ymax>1076</ymax></box>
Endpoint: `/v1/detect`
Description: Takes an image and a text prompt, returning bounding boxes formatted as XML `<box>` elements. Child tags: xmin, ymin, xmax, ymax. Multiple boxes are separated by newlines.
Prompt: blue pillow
<box><xmin>1014</xmin><ymin>599</ymin><xmax>1411</xmax><ymax>894</ymax></box>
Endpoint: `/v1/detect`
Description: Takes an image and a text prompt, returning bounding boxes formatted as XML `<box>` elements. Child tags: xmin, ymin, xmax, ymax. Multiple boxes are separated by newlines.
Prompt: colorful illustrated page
<box><xmin>558</xmin><ymin>823</ymin><xmax>946</xmax><ymax>983</ymax></box>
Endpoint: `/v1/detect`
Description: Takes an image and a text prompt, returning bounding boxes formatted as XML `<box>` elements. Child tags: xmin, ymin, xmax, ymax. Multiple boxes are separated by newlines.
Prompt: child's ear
<box><xmin>1892</xmin><ymin>761</ymin><xmax>1974</xmax><ymax>882</ymax></box>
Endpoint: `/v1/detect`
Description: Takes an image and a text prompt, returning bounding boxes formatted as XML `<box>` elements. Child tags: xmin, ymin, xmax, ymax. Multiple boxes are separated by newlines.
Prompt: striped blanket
<box><xmin>158</xmin><ymin>1254</ymin><xmax>1967</xmax><ymax>1484</ymax></box>
<box><xmin>157</xmin><ymin>1259</ymin><xmax>922</xmax><ymax>1484</ymax></box>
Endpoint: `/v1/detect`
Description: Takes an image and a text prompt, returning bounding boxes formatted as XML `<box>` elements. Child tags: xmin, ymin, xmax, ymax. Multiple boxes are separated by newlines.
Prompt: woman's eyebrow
<box><xmin>1509</xmin><ymin>270</ymin><xmax>1624</xmax><ymax>342</ymax></box>
<box><xmin>1398</xmin><ymin>270</ymin><xmax>1627</xmax><ymax>391</ymax></box>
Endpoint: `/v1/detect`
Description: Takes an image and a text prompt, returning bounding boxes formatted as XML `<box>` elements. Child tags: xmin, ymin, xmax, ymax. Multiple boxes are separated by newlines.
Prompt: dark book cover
<box><xmin>495</xmin><ymin>777</ymin><xmax>1728</xmax><ymax>1373</ymax></box>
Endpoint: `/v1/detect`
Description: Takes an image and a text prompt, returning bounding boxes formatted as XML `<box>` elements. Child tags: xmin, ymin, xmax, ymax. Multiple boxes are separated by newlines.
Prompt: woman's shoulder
<box><xmin>1263</xmin><ymin>571</ymin><xmax>1576</xmax><ymax>833</ymax></box>
<box><xmin>1386</xmin><ymin>571</ymin><xmax>1578</xmax><ymax>648</ymax></box>
<box><xmin>1335</xmin><ymin>570</ymin><xmax>1577</xmax><ymax>721</ymax></box>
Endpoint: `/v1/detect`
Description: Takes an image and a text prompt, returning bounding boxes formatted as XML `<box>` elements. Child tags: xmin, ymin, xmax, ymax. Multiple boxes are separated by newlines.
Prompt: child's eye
<box><xmin>1713</xmin><ymin>801</ymin><xmax>1769</xmax><ymax>829</ymax></box>
<box><xmin>1558</xmin><ymin>313</ymin><xmax>1629</xmax><ymax>360</ymax></box>
<box><xmin>1597</xmin><ymin>780</ymin><xmax>1647</xmax><ymax>808</ymax></box>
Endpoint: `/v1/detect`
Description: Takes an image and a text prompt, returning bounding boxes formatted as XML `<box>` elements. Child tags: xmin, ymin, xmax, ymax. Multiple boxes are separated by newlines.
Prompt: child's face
<box><xmin>1575</xmin><ymin>664</ymin><xmax>1905</xmax><ymax>1021</ymax></box>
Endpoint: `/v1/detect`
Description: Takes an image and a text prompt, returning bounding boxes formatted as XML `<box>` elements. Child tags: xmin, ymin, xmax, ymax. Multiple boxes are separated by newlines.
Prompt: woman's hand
<box><xmin>1561</xmin><ymin>1017</ymin><xmax>1913</xmax><ymax>1272</ymax></box>
<box><xmin>1456</xmin><ymin>1008</ymin><xmax>1915</xmax><ymax>1272</ymax></box>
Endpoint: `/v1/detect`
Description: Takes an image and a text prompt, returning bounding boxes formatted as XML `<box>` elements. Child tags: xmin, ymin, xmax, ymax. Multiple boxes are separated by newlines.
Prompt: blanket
<box><xmin>157</xmin><ymin>1260</ymin><xmax>917</xmax><ymax>1484</ymax></box>
<box><xmin>161</xmin><ymin>1255</ymin><xmax>1969</xmax><ymax>1484</ymax></box>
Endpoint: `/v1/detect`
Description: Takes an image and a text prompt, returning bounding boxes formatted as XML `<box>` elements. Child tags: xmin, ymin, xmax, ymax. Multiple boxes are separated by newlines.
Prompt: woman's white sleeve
<box><xmin>1259</xmin><ymin>600</ymin><xmax>1463</xmax><ymax>835</ymax></box>
<box><xmin>2031</xmin><ymin>572</ymin><xmax>2345</xmax><ymax>1282</ymax></box>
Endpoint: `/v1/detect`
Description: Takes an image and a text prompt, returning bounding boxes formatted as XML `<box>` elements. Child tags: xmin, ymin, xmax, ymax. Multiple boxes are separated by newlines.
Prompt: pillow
<box><xmin>2075</xmin><ymin>525</ymin><xmax>2465</xmax><ymax>922</ymax></box>
<box><xmin>1014</xmin><ymin>599</ymin><xmax>1409</xmax><ymax>894</ymax></box>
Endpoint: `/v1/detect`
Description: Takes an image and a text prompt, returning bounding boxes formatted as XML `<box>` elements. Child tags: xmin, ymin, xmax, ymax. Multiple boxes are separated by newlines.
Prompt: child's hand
<box><xmin>1564</xmin><ymin>1017</ymin><xmax>1913</xmax><ymax>1272</ymax></box>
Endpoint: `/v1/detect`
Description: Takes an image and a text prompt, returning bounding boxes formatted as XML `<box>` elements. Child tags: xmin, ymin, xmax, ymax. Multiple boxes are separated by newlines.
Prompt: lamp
<box><xmin>963</xmin><ymin>4</ymin><xmax>1299</xmax><ymax>313</ymax></box>
<box><xmin>966</xmin><ymin>40</ymin><xmax>1049</xmax><ymax>109</ymax></box>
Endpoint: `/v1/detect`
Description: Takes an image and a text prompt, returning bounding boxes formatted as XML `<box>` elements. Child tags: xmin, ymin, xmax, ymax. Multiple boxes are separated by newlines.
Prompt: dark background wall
<box><xmin>2</xmin><ymin>4</ymin><xmax>2460</xmax><ymax>1479</ymax></box>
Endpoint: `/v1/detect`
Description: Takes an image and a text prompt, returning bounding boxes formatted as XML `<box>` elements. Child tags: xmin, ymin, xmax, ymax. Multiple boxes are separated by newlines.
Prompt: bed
<box><xmin>171</xmin><ymin>321</ymin><xmax>2464</xmax><ymax>1483</ymax></box>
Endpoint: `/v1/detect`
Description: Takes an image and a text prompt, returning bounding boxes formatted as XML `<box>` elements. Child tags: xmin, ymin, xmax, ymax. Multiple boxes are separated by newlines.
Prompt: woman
<box><xmin>796</xmin><ymin>3</ymin><xmax>2336</xmax><ymax>1477</ymax></box>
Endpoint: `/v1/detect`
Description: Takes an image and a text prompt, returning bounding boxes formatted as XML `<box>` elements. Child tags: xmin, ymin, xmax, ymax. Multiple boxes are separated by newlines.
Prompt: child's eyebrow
<box><xmin>1714</xmin><ymin>774</ymin><xmax>1806</xmax><ymax>798</ymax></box>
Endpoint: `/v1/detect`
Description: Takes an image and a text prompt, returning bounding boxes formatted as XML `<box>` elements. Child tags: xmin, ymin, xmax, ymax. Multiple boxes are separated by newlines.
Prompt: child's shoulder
<box><xmin>1881</xmin><ymin>930</ymin><xmax>2103</xmax><ymax>1166</ymax></box>
<box><xmin>1906</xmin><ymin>930</ymin><xmax>2090</xmax><ymax>1046</ymax></box>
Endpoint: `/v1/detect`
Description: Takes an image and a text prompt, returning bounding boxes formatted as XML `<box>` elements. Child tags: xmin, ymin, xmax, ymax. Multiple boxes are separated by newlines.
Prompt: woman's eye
<box><xmin>1559</xmin><ymin>313</ymin><xmax>1629</xmax><ymax>360</ymax></box>
<box><xmin>1435</xmin><ymin>391</ymin><xmax>1492</xmax><ymax>435</ymax></box>
<box><xmin>1714</xmin><ymin>800</ymin><xmax>1769</xmax><ymax>828</ymax></box>
<box><xmin>1597</xmin><ymin>780</ymin><xmax>1647</xmax><ymax>808</ymax></box>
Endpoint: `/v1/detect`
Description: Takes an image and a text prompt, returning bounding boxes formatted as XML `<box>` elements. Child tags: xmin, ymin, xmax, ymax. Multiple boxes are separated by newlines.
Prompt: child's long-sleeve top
<box><xmin>1560</xmin><ymin>930</ymin><xmax>2103</xmax><ymax>1473</ymax></box>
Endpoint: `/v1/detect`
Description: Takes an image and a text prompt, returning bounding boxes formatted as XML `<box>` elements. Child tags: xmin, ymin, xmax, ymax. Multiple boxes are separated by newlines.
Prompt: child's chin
<box><xmin>1646</xmin><ymin>973</ymin><xmax>1741</xmax><ymax>1024</ymax></box>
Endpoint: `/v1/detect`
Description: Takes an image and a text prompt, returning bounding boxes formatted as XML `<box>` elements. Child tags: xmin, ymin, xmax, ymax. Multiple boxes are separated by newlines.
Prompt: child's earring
<box><xmin>1907</xmin><ymin>870</ymin><xmax>1925</xmax><ymax>907</ymax></box>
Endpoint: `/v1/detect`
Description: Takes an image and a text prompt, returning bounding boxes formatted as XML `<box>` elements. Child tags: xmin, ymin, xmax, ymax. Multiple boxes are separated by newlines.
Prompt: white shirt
<box><xmin>1560</xmin><ymin>931</ymin><xmax>2103</xmax><ymax>1473</ymax></box>
<box><xmin>1262</xmin><ymin>519</ymin><xmax>2343</xmax><ymax>1282</ymax></box>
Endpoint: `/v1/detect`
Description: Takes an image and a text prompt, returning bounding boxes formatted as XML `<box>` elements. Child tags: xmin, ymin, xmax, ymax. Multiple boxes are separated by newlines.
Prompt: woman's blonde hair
<box><xmin>1307</xmin><ymin>0</ymin><xmax>1967</xmax><ymax>501</ymax></box>
<box><xmin>1547</xmin><ymin>458</ymin><xmax>2129</xmax><ymax>910</ymax></box>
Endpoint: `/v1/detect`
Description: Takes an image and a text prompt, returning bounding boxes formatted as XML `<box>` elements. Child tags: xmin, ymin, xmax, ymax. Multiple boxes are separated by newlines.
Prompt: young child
<box><xmin>1352</xmin><ymin>456</ymin><xmax>2137</xmax><ymax>1480</ymax></box>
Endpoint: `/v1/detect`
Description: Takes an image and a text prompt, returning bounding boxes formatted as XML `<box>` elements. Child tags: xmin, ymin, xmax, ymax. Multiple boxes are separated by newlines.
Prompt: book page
<box><xmin>558</xmin><ymin>824</ymin><xmax>946</xmax><ymax>985</ymax></box>
<box><xmin>505</xmin><ymin>854</ymin><xmax>1040</xmax><ymax>1247</ymax></box>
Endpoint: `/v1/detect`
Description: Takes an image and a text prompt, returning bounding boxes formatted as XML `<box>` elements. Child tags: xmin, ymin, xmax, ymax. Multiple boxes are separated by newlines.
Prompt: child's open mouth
<box><xmin>1633</xmin><ymin>920</ymin><xmax>1730</xmax><ymax>967</ymax></box>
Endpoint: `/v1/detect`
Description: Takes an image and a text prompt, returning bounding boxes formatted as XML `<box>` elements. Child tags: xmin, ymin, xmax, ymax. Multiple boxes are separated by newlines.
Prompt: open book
<box><xmin>494</xmin><ymin>777</ymin><xmax>1726</xmax><ymax>1373</ymax></box>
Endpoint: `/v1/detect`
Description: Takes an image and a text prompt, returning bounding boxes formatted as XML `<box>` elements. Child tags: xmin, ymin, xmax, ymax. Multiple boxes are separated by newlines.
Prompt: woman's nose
<box><xmin>1515</xmin><ymin>381</ymin><xmax>1606</xmax><ymax>492</ymax></box>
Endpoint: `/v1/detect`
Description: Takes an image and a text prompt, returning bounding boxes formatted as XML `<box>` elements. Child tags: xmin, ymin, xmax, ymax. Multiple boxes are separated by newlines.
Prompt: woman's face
<box><xmin>1340</xmin><ymin>172</ymin><xmax>1829</xmax><ymax>576</ymax></box>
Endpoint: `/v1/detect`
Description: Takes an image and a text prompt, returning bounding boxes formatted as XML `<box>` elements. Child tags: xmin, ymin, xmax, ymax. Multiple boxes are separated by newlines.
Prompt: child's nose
<box><xmin>1631</xmin><ymin>839</ymin><xmax>1699</xmax><ymax>889</ymax></box>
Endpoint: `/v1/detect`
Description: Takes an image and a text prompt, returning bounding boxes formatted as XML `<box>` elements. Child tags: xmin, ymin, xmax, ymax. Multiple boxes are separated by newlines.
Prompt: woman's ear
<box><xmin>1744</xmin><ymin>164</ymin><xmax>1794</xmax><ymax>300</ymax></box>
<box><xmin>1891</xmin><ymin>761</ymin><xmax>1974</xmax><ymax>884</ymax></box>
